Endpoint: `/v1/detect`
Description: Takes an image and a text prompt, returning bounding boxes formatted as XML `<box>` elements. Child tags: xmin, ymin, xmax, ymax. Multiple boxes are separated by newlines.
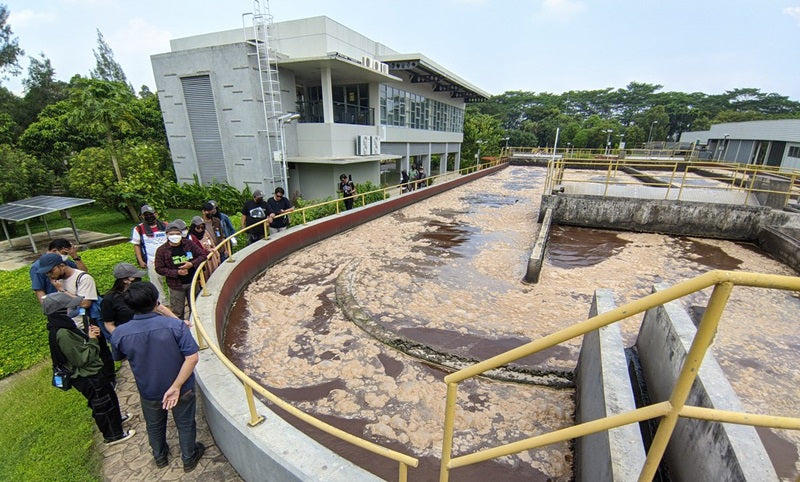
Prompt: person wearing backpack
<box><xmin>131</xmin><ymin>204</ymin><xmax>169</xmax><ymax>304</ymax></box>
<box><xmin>43</xmin><ymin>291</ymin><xmax>135</xmax><ymax>446</ymax></box>
<box><xmin>38</xmin><ymin>253</ymin><xmax>116</xmax><ymax>377</ymax></box>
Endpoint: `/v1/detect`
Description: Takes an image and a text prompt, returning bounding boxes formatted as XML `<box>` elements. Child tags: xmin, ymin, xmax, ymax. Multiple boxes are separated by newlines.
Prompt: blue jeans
<box><xmin>139</xmin><ymin>389</ymin><xmax>197</xmax><ymax>463</ymax></box>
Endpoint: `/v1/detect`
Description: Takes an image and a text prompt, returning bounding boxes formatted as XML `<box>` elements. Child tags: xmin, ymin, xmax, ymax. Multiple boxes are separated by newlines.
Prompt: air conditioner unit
<box><xmin>361</xmin><ymin>56</ymin><xmax>371</xmax><ymax>67</ymax></box>
<box><xmin>379</xmin><ymin>63</ymin><xmax>389</xmax><ymax>74</ymax></box>
<box><xmin>371</xmin><ymin>136</ymin><xmax>381</xmax><ymax>155</ymax></box>
<box><xmin>355</xmin><ymin>135</ymin><xmax>370</xmax><ymax>155</ymax></box>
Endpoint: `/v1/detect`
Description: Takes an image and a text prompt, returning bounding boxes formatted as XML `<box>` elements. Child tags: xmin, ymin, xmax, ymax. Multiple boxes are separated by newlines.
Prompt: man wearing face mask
<box><xmin>31</xmin><ymin>238</ymin><xmax>87</xmax><ymax>302</ymax></box>
<box><xmin>154</xmin><ymin>221</ymin><xmax>207</xmax><ymax>320</ymax></box>
<box><xmin>131</xmin><ymin>205</ymin><xmax>168</xmax><ymax>305</ymax></box>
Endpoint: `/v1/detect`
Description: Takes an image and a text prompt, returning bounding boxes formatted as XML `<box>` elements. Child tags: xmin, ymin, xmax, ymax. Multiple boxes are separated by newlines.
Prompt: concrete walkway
<box><xmin>98</xmin><ymin>362</ymin><xmax>241</xmax><ymax>481</ymax></box>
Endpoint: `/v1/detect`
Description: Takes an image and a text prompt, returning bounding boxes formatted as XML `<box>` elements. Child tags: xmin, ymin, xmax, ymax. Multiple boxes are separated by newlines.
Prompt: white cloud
<box><xmin>8</xmin><ymin>8</ymin><xmax>57</xmax><ymax>28</ymax></box>
<box><xmin>107</xmin><ymin>18</ymin><xmax>173</xmax><ymax>89</ymax></box>
<box><xmin>784</xmin><ymin>6</ymin><xmax>800</xmax><ymax>25</ymax></box>
<box><xmin>541</xmin><ymin>0</ymin><xmax>586</xmax><ymax>18</ymax></box>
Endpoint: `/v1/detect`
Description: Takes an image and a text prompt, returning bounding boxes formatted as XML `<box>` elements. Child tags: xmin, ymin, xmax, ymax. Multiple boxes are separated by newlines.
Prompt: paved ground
<box><xmin>98</xmin><ymin>362</ymin><xmax>242</xmax><ymax>481</ymax></box>
<box><xmin>0</xmin><ymin>227</ymin><xmax>127</xmax><ymax>271</ymax></box>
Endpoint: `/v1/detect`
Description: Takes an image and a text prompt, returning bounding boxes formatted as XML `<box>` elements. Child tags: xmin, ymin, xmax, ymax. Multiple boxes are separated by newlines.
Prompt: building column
<box><xmin>442</xmin><ymin>143</ymin><xmax>449</xmax><ymax>174</ymax></box>
<box><xmin>455</xmin><ymin>146</ymin><xmax>461</xmax><ymax>171</ymax></box>
<box><xmin>321</xmin><ymin>66</ymin><xmax>334</xmax><ymax>124</ymax></box>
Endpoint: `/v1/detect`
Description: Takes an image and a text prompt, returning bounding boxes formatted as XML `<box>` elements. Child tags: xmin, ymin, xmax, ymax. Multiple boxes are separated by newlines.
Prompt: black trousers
<box><xmin>72</xmin><ymin>373</ymin><xmax>124</xmax><ymax>440</ymax></box>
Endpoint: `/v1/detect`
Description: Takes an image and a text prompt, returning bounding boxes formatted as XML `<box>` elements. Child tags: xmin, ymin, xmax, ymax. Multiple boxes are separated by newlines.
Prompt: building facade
<box><xmin>680</xmin><ymin>119</ymin><xmax>800</xmax><ymax>171</ymax></box>
<box><xmin>151</xmin><ymin>16</ymin><xmax>489</xmax><ymax>200</ymax></box>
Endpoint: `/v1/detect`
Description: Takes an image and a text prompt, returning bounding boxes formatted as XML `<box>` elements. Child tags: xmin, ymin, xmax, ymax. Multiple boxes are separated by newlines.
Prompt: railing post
<box><xmin>603</xmin><ymin>160</ymin><xmax>612</xmax><ymax>197</ymax></box>
<box><xmin>244</xmin><ymin>383</ymin><xmax>266</xmax><ymax>427</ymax></box>
<box><xmin>665</xmin><ymin>162</ymin><xmax>678</xmax><ymax>200</ymax></box>
<box><xmin>199</xmin><ymin>270</ymin><xmax>209</xmax><ymax>297</ymax></box>
<box><xmin>398</xmin><ymin>462</ymin><xmax>408</xmax><ymax>482</ymax></box>
<box><xmin>194</xmin><ymin>320</ymin><xmax>206</xmax><ymax>350</ymax></box>
<box><xmin>638</xmin><ymin>281</ymin><xmax>734</xmax><ymax>481</ymax></box>
<box><xmin>439</xmin><ymin>382</ymin><xmax>458</xmax><ymax>482</ymax></box>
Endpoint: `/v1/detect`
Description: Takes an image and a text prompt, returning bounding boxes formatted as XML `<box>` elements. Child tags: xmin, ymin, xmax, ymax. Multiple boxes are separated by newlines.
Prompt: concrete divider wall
<box><xmin>193</xmin><ymin>164</ymin><xmax>507</xmax><ymax>481</ymax></box>
<box><xmin>634</xmin><ymin>284</ymin><xmax>778</xmax><ymax>482</ymax></box>
<box><xmin>575</xmin><ymin>289</ymin><xmax>646</xmax><ymax>482</ymax></box>
<box><xmin>539</xmin><ymin>194</ymin><xmax>784</xmax><ymax>240</ymax></box>
<box><xmin>523</xmin><ymin>207</ymin><xmax>552</xmax><ymax>283</ymax></box>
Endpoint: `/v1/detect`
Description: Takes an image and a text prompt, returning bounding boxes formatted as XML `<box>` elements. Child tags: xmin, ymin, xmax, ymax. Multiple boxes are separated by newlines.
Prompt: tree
<box><xmin>463</xmin><ymin>111</ymin><xmax>504</xmax><ymax>165</ymax></box>
<box><xmin>65</xmin><ymin>142</ymin><xmax>171</xmax><ymax>214</ymax></box>
<box><xmin>66</xmin><ymin>77</ymin><xmax>140</xmax><ymax>219</ymax></box>
<box><xmin>0</xmin><ymin>144</ymin><xmax>51</xmax><ymax>203</ymax></box>
<box><xmin>90</xmin><ymin>30</ymin><xmax>132</xmax><ymax>91</ymax></box>
<box><xmin>0</xmin><ymin>5</ymin><xmax>22</xmax><ymax>80</ymax></box>
<box><xmin>19</xmin><ymin>53</ymin><xmax>68</xmax><ymax>129</ymax></box>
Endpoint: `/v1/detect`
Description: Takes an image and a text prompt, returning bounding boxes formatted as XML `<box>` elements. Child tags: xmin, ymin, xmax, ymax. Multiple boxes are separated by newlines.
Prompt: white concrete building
<box><xmin>151</xmin><ymin>16</ymin><xmax>489</xmax><ymax>200</ymax></box>
<box><xmin>680</xmin><ymin>119</ymin><xmax>800</xmax><ymax>171</ymax></box>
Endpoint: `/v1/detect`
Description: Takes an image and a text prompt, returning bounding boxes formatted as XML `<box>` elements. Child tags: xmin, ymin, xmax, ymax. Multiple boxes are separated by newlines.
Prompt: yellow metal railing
<box><xmin>184</xmin><ymin>157</ymin><xmax>508</xmax><ymax>481</ymax></box>
<box><xmin>542</xmin><ymin>158</ymin><xmax>800</xmax><ymax>208</ymax></box>
<box><xmin>438</xmin><ymin>270</ymin><xmax>800</xmax><ymax>481</ymax></box>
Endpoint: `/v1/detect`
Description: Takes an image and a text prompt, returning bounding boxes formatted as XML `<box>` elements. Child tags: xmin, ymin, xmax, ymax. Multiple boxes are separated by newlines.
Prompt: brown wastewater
<box><xmin>223</xmin><ymin>166</ymin><xmax>800</xmax><ymax>481</ymax></box>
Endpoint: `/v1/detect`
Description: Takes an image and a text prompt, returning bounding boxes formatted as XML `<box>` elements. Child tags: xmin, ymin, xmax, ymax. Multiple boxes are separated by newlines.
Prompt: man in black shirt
<box><xmin>240</xmin><ymin>190</ymin><xmax>269</xmax><ymax>244</ymax></box>
<box><xmin>266</xmin><ymin>187</ymin><xmax>294</xmax><ymax>236</ymax></box>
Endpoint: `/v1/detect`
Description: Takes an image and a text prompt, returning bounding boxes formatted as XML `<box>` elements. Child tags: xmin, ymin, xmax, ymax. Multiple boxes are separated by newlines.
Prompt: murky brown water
<box><xmin>223</xmin><ymin>166</ymin><xmax>800</xmax><ymax>481</ymax></box>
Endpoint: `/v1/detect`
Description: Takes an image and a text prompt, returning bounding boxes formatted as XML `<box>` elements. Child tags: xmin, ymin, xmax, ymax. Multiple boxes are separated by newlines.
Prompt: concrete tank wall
<box><xmin>540</xmin><ymin>194</ymin><xmax>792</xmax><ymax>240</ymax></box>
<box><xmin>575</xmin><ymin>289</ymin><xmax>646</xmax><ymax>482</ymax></box>
<box><xmin>634</xmin><ymin>285</ymin><xmax>778</xmax><ymax>482</ymax></box>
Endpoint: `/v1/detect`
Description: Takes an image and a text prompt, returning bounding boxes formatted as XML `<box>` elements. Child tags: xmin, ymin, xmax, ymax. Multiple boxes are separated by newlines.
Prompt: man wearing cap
<box><xmin>44</xmin><ymin>292</ymin><xmax>134</xmax><ymax>446</ymax></box>
<box><xmin>131</xmin><ymin>204</ymin><xmax>168</xmax><ymax>304</ymax></box>
<box><xmin>111</xmin><ymin>282</ymin><xmax>203</xmax><ymax>470</ymax></box>
<box><xmin>39</xmin><ymin>252</ymin><xmax>115</xmax><ymax>378</ymax></box>
<box><xmin>154</xmin><ymin>221</ymin><xmax>207</xmax><ymax>320</ymax></box>
<box><xmin>30</xmin><ymin>238</ymin><xmax>87</xmax><ymax>302</ymax></box>
<box><xmin>241</xmin><ymin>190</ymin><xmax>269</xmax><ymax>244</ymax></box>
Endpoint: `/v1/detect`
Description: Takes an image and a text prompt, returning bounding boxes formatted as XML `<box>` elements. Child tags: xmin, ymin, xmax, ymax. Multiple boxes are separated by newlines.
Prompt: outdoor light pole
<box><xmin>502</xmin><ymin>137</ymin><xmax>510</xmax><ymax>154</ymax></box>
<box><xmin>647</xmin><ymin>120</ymin><xmax>658</xmax><ymax>156</ymax></box>
<box><xmin>275</xmin><ymin>113</ymin><xmax>301</xmax><ymax>190</ymax></box>
<box><xmin>604</xmin><ymin>129</ymin><xmax>613</xmax><ymax>156</ymax></box>
<box><xmin>476</xmin><ymin>139</ymin><xmax>484</xmax><ymax>171</ymax></box>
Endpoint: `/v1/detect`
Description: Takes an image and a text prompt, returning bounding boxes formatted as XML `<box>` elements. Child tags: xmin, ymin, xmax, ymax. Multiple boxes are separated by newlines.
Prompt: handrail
<box><xmin>438</xmin><ymin>270</ymin><xmax>800</xmax><ymax>481</ymax></box>
<box><xmin>184</xmin><ymin>156</ymin><xmax>508</xmax><ymax>481</ymax></box>
<box><xmin>543</xmin><ymin>157</ymin><xmax>800</xmax><ymax>207</ymax></box>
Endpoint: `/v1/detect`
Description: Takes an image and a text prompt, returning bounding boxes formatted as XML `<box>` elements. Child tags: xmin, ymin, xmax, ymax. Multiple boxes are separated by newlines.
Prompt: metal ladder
<box><xmin>245</xmin><ymin>0</ymin><xmax>285</xmax><ymax>188</ymax></box>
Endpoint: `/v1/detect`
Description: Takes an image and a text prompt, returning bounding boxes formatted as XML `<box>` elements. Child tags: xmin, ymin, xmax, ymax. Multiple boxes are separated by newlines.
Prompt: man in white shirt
<box><xmin>131</xmin><ymin>204</ymin><xmax>168</xmax><ymax>304</ymax></box>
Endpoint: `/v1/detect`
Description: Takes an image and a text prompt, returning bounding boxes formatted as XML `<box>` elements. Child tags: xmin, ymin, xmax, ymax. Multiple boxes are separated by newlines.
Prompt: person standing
<box><xmin>207</xmin><ymin>200</ymin><xmax>236</xmax><ymax>241</ymax></box>
<box><xmin>131</xmin><ymin>204</ymin><xmax>168</xmax><ymax>304</ymax></box>
<box><xmin>154</xmin><ymin>221</ymin><xmax>207</xmax><ymax>320</ymax></box>
<box><xmin>201</xmin><ymin>202</ymin><xmax>230</xmax><ymax>261</ymax></box>
<box><xmin>187</xmin><ymin>216</ymin><xmax>220</xmax><ymax>277</ymax></box>
<box><xmin>38</xmin><ymin>253</ymin><xmax>115</xmax><ymax>378</ymax></box>
<box><xmin>110</xmin><ymin>282</ymin><xmax>204</xmax><ymax>471</ymax></box>
<box><xmin>240</xmin><ymin>190</ymin><xmax>269</xmax><ymax>244</ymax></box>
<box><xmin>400</xmin><ymin>170</ymin><xmax>410</xmax><ymax>193</ymax></box>
<box><xmin>338</xmin><ymin>174</ymin><xmax>357</xmax><ymax>210</ymax></box>
<box><xmin>266</xmin><ymin>187</ymin><xmax>294</xmax><ymax>236</ymax></box>
<box><xmin>31</xmin><ymin>238</ymin><xmax>87</xmax><ymax>302</ymax></box>
<box><xmin>44</xmin><ymin>292</ymin><xmax>135</xmax><ymax>446</ymax></box>
<box><xmin>102</xmin><ymin>262</ymin><xmax>179</xmax><ymax>335</ymax></box>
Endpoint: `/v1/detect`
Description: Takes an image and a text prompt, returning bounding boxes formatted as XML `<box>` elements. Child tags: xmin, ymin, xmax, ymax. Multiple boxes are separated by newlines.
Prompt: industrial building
<box><xmin>151</xmin><ymin>14</ymin><xmax>489</xmax><ymax>200</ymax></box>
<box><xmin>680</xmin><ymin>119</ymin><xmax>800</xmax><ymax>171</ymax></box>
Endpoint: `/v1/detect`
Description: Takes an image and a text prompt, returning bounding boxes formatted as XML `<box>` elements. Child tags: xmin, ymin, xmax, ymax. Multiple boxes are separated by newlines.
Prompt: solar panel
<box><xmin>0</xmin><ymin>196</ymin><xmax>94</xmax><ymax>222</ymax></box>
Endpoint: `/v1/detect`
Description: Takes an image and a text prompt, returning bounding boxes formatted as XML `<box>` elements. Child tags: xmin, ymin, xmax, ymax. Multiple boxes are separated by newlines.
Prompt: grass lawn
<box><xmin>0</xmin><ymin>362</ymin><xmax>100</xmax><ymax>482</ymax></box>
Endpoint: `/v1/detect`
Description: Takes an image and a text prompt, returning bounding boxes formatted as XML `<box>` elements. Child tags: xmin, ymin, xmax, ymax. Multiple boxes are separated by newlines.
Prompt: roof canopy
<box><xmin>381</xmin><ymin>54</ymin><xmax>490</xmax><ymax>103</ymax></box>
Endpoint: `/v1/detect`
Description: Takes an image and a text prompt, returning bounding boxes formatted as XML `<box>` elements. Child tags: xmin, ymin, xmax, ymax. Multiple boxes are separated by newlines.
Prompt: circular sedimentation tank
<box><xmin>214</xmin><ymin>166</ymin><xmax>799</xmax><ymax>480</ymax></box>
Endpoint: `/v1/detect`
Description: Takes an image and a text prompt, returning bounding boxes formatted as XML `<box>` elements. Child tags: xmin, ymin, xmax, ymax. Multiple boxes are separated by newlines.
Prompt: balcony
<box><xmin>296</xmin><ymin>101</ymin><xmax>374</xmax><ymax>126</ymax></box>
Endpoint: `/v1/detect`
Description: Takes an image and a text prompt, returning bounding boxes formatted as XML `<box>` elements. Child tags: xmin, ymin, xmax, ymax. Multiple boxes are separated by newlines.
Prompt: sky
<box><xmin>5</xmin><ymin>0</ymin><xmax>800</xmax><ymax>101</ymax></box>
